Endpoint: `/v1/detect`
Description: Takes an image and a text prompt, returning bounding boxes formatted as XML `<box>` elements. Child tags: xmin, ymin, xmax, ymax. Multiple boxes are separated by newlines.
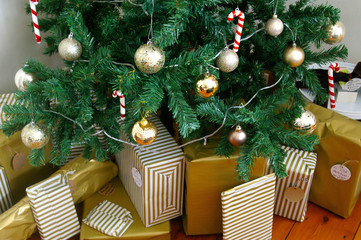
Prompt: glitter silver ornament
<box><xmin>14</xmin><ymin>68</ymin><xmax>37</xmax><ymax>91</ymax></box>
<box><xmin>293</xmin><ymin>109</ymin><xmax>317</xmax><ymax>134</ymax></box>
<box><xmin>282</xmin><ymin>43</ymin><xmax>305</xmax><ymax>68</ymax></box>
<box><xmin>134</xmin><ymin>43</ymin><xmax>165</xmax><ymax>74</ymax></box>
<box><xmin>21</xmin><ymin>122</ymin><xmax>50</xmax><ymax>149</ymax></box>
<box><xmin>132</xmin><ymin>118</ymin><xmax>158</xmax><ymax>145</ymax></box>
<box><xmin>228</xmin><ymin>125</ymin><xmax>247</xmax><ymax>146</ymax></box>
<box><xmin>216</xmin><ymin>48</ymin><xmax>239</xmax><ymax>72</ymax></box>
<box><xmin>265</xmin><ymin>14</ymin><xmax>284</xmax><ymax>37</ymax></box>
<box><xmin>324</xmin><ymin>21</ymin><xmax>346</xmax><ymax>44</ymax></box>
<box><xmin>196</xmin><ymin>72</ymin><xmax>219</xmax><ymax>98</ymax></box>
<box><xmin>58</xmin><ymin>37</ymin><xmax>82</xmax><ymax>61</ymax></box>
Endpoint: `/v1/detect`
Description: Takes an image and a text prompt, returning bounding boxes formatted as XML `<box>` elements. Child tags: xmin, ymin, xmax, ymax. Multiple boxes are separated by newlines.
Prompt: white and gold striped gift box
<box><xmin>83</xmin><ymin>200</ymin><xmax>133</xmax><ymax>237</ymax></box>
<box><xmin>116</xmin><ymin>116</ymin><xmax>185</xmax><ymax>227</ymax></box>
<box><xmin>266</xmin><ymin>146</ymin><xmax>317</xmax><ymax>222</ymax></box>
<box><xmin>221</xmin><ymin>174</ymin><xmax>276</xmax><ymax>240</ymax></box>
<box><xmin>26</xmin><ymin>173</ymin><xmax>80</xmax><ymax>240</ymax></box>
<box><xmin>0</xmin><ymin>93</ymin><xmax>16</xmax><ymax>127</ymax></box>
<box><xmin>0</xmin><ymin>166</ymin><xmax>14</xmax><ymax>213</ymax></box>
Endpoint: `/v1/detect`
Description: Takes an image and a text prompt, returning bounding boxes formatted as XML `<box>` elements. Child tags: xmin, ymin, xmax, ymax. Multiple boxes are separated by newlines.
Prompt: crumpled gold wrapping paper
<box><xmin>307</xmin><ymin>102</ymin><xmax>361</xmax><ymax>218</ymax></box>
<box><xmin>182</xmin><ymin>136</ymin><xmax>267</xmax><ymax>235</ymax></box>
<box><xmin>0</xmin><ymin>157</ymin><xmax>118</xmax><ymax>240</ymax></box>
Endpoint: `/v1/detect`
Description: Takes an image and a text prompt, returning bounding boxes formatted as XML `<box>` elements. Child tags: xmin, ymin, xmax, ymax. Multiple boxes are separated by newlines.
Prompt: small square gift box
<box><xmin>266</xmin><ymin>146</ymin><xmax>317</xmax><ymax>222</ymax></box>
<box><xmin>26</xmin><ymin>172</ymin><xmax>80</xmax><ymax>240</ymax></box>
<box><xmin>0</xmin><ymin>166</ymin><xmax>14</xmax><ymax>213</ymax></box>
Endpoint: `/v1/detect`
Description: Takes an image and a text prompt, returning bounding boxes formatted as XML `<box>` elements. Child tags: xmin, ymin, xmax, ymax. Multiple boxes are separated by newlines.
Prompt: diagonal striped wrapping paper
<box><xmin>26</xmin><ymin>173</ymin><xmax>80</xmax><ymax>240</ymax></box>
<box><xmin>0</xmin><ymin>166</ymin><xmax>14</xmax><ymax>213</ymax></box>
<box><xmin>221</xmin><ymin>174</ymin><xmax>276</xmax><ymax>240</ymax></box>
<box><xmin>0</xmin><ymin>93</ymin><xmax>16</xmax><ymax>127</ymax></box>
<box><xmin>266</xmin><ymin>146</ymin><xmax>317</xmax><ymax>222</ymax></box>
<box><xmin>116</xmin><ymin>116</ymin><xmax>184</xmax><ymax>227</ymax></box>
<box><xmin>83</xmin><ymin>200</ymin><xmax>133</xmax><ymax>237</ymax></box>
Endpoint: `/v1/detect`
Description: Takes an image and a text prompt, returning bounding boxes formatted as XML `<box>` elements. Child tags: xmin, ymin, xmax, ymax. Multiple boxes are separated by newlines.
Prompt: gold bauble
<box><xmin>324</xmin><ymin>21</ymin><xmax>346</xmax><ymax>44</ymax></box>
<box><xmin>265</xmin><ymin>14</ymin><xmax>284</xmax><ymax>37</ymax></box>
<box><xmin>196</xmin><ymin>73</ymin><xmax>219</xmax><ymax>98</ymax></box>
<box><xmin>14</xmin><ymin>68</ymin><xmax>37</xmax><ymax>91</ymax></box>
<box><xmin>58</xmin><ymin>37</ymin><xmax>82</xmax><ymax>61</ymax></box>
<box><xmin>228</xmin><ymin>125</ymin><xmax>247</xmax><ymax>146</ymax></box>
<box><xmin>131</xmin><ymin>118</ymin><xmax>158</xmax><ymax>145</ymax></box>
<box><xmin>282</xmin><ymin>43</ymin><xmax>305</xmax><ymax>68</ymax></box>
<box><xmin>134</xmin><ymin>43</ymin><xmax>165</xmax><ymax>74</ymax></box>
<box><xmin>21</xmin><ymin>122</ymin><xmax>50</xmax><ymax>149</ymax></box>
<box><xmin>216</xmin><ymin>48</ymin><xmax>239</xmax><ymax>72</ymax></box>
<box><xmin>293</xmin><ymin>109</ymin><xmax>317</xmax><ymax>134</ymax></box>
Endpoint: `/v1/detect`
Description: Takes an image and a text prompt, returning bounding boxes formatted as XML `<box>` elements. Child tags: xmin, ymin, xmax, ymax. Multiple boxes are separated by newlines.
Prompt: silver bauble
<box><xmin>14</xmin><ymin>68</ymin><xmax>37</xmax><ymax>91</ymax></box>
<box><xmin>216</xmin><ymin>48</ymin><xmax>239</xmax><ymax>72</ymax></box>
<box><xmin>293</xmin><ymin>109</ymin><xmax>317</xmax><ymax>134</ymax></box>
<box><xmin>134</xmin><ymin>43</ymin><xmax>165</xmax><ymax>74</ymax></box>
<box><xmin>196</xmin><ymin>73</ymin><xmax>219</xmax><ymax>98</ymax></box>
<box><xmin>265</xmin><ymin>14</ymin><xmax>284</xmax><ymax>37</ymax></box>
<box><xmin>228</xmin><ymin>125</ymin><xmax>247</xmax><ymax>146</ymax></box>
<box><xmin>282</xmin><ymin>43</ymin><xmax>305</xmax><ymax>68</ymax></box>
<box><xmin>58</xmin><ymin>38</ymin><xmax>82</xmax><ymax>61</ymax></box>
<box><xmin>21</xmin><ymin>122</ymin><xmax>50</xmax><ymax>149</ymax></box>
<box><xmin>132</xmin><ymin>118</ymin><xmax>158</xmax><ymax>145</ymax></box>
<box><xmin>324</xmin><ymin>21</ymin><xmax>346</xmax><ymax>44</ymax></box>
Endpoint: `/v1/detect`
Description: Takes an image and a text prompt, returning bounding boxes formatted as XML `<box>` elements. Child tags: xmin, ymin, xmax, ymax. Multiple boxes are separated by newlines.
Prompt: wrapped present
<box><xmin>26</xmin><ymin>173</ymin><xmax>81</xmax><ymax>240</ymax></box>
<box><xmin>307</xmin><ymin>102</ymin><xmax>361</xmax><ymax>218</ymax></box>
<box><xmin>115</xmin><ymin>117</ymin><xmax>184</xmax><ymax>227</ymax></box>
<box><xmin>0</xmin><ymin>166</ymin><xmax>14</xmax><ymax>213</ymax></box>
<box><xmin>183</xmin><ymin>137</ymin><xmax>267</xmax><ymax>235</ymax></box>
<box><xmin>222</xmin><ymin>174</ymin><xmax>276</xmax><ymax>240</ymax></box>
<box><xmin>0</xmin><ymin>93</ymin><xmax>16</xmax><ymax>125</ymax></box>
<box><xmin>0</xmin><ymin>156</ymin><xmax>118</xmax><ymax>240</ymax></box>
<box><xmin>265</xmin><ymin>146</ymin><xmax>317</xmax><ymax>222</ymax></box>
<box><xmin>80</xmin><ymin>177</ymin><xmax>171</xmax><ymax>240</ymax></box>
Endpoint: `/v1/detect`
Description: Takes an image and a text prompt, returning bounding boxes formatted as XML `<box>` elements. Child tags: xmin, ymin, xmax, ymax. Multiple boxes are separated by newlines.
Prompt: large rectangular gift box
<box><xmin>80</xmin><ymin>177</ymin><xmax>171</xmax><ymax>240</ymax></box>
<box><xmin>183</xmin><ymin>136</ymin><xmax>267</xmax><ymax>235</ymax></box>
<box><xmin>115</xmin><ymin>117</ymin><xmax>184</xmax><ymax>227</ymax></box>
<box><xmin>307</xmin><ymin>102</ymin><xmax>361</xmax><ymax>218</ymax></box>
<box><xmin>265</xmin><ymin>146</ymin><xmax>317</xmax><ymax>222</ymax></box>
<box><xmin>0</xmin><ymin>166</ymin><xmax>14</xmax><ymax>213</ymax></box>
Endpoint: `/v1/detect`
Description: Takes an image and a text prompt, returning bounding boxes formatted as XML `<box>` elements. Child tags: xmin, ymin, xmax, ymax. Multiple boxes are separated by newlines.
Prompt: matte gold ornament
<box><xmin>21</xmin><ymin>122</ymin><xmax>50</xmax><ymax>149</ymax></box>
<box><xmin>282</xmin><ymin>43</ymin><xmax>305</xmax><ymax>68</ymax></box>
<box><xmin>196</xmin><ymin>72</ymin><xmax>219</xmax><ymax>98</ymax></box>
<box><xmin>228</xmin><ymin>125</ymin><xmax>247</xmax><ymax>146</ymax></box>
<box><xmin>324</xmin><ymin>21</ymin><xmax>346</xmax><ymax>44</ymax></box>
<box><xmin>216</xmin><ymin>48</ymin><xmax>239</xmax><ymax>72</ymax></box>
<box><xmin>14</xmin><ymin>68</ymin><xmax>37</xmax><ymax>91</ymax></box>
<box><xmin>132</xmin><ymin>118</ymin><xmax>158</xmax><ymax>145</ymax></box>
<box><xmin>134</xmin><ymin>42</ymin><xmax>165</xmax><ymax>74</ymax></box>
<box><xmin>58</xmin><ymin>36</ymin><xmax>82</xmax><ymax>61</ymax></box>
<box><xmin>293</xmin><ymin>109</ymin><xmax>317</xmax><ymax>134</ymax></box>
<box><xmin>265</xmin><ymin>14</ymin><xmax>284</xmax><ymax>37</ymax></box>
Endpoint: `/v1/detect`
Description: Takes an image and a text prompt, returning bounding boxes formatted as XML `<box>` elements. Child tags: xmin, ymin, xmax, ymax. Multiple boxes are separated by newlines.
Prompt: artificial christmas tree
<box><xmin>1</xmin><ymin>0</ymin><xmax>347</xmax><ymax>180</ymax></box>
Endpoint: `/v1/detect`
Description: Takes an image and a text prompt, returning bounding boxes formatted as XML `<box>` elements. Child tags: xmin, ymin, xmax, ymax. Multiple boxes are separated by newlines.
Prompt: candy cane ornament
<box><xmin>328</xmin><ymin>63</ymin><xmax>340</xmax><ymax>109</ymax></box>
<box><xmin>29</xmin><ymin>0</ymin><xmax>41</xmax><ymax>44</ymax></box>
<box><xmin>227</xmin><ymin>8</ymin><xmax>245</xmax><ymax>52</ymax></box>
<box><xmin>113</xmin><ymin>90</ymin><xmax>126</xmax><ymax>120</ymax></box>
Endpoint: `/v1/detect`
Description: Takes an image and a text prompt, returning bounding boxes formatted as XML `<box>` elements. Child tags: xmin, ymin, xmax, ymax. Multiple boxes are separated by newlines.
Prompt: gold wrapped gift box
<box><xmin>182</xmin><ymin>137</ymin><xmax>267</xmax><ymax>235</ymax></box>
<box><xmin>80</xmin><ymin>177</ymin><xmax>171</xmax><ymax>240</ymax></box>
<box><xmin>307</xmin><ymin>102</ymin><xmax>361</xmax><ymax>218</ymax></box>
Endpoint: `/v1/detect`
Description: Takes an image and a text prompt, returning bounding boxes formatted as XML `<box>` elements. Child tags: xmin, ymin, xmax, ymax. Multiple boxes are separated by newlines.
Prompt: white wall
<box><xmin>0</xmin><ymin>0</ymin><xmax>360</xmax><ymax>93</ymax></box>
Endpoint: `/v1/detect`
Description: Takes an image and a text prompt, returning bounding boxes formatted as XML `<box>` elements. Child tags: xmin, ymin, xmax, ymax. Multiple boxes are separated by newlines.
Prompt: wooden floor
<box><xmin>28</xmin><ymin>196</ymin><xmax>361</xmax><ymax>240</ymax></box>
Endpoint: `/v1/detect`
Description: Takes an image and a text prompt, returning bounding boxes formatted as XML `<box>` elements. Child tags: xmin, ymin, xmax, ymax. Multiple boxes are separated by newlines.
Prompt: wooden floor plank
<box><xmin>272</xmin><ymin>215</ymin><xmax>295</xmax><ymax>240</ymax></box>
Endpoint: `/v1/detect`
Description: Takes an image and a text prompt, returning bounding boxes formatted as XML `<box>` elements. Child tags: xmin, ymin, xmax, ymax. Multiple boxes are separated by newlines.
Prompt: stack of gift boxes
<box><xmin>1</xmin><ymin>90</ymin><xmax>361</xmax><ymax>240</ymax></box>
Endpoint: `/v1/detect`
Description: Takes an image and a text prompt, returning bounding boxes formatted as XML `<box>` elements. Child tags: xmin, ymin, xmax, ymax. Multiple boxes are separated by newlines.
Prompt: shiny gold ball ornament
<box><xmin>282</xmin><ymin>43</ymin><xmax>305</xmax><ymax>68</ymax></box>
<box><xmin>265</xmin><ymin>14</ymin><xmax>284</xmax><ymax>37</ymax></box>
<box><xmin>196</xmin><ymin>73</ymin><xmax>219</xmax><ymax>98</ymax></box>
<box><xmin>293</xmin><ymin>109</ymin><xmax>317</xmax><ymax>134</ymax></box>
<box><xmin>14</xmin><ymin>68</ymin><xmax>37</xmax><ymax>91</ymax></box>
<box><xmin>324</xmin><ymin>21</ymin><xmax>346</xmax><ymax>44</ymax></box>
<box><xmin>134</xmin><ymin>43</ymin><xmax>165</xmax><ymax>74</ymax></box>
<box><xmin>132</xmin><ymin>118</ymin><xmax>158</xmax><ymax>145</ymax></box>
<box><xmin>216</xmin><ymin>48</ymin><xmax>239</xmax><ymax>72</ymax></box>
<box><xmin>228</xmin><ymin>125</ymin><xmax>247</xmax><ymax>146</ymax></box>
<box><xmin>58</xmin><ymin>36</ymin><xmax>82</xmax><ymax>61</ymax></box>
<box><xmin>21</xmin><ymin>122</ymin><xmax>50</xmax><ymax>149</ymax></box>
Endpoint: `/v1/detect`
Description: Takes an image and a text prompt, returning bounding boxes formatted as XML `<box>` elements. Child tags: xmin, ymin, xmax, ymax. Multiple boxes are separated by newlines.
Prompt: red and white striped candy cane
<box><xmin>113</xmin><ymin>90</ymin><xmax>125</xmax><ymax>120</ymax></box>
<box><xmin>29</xmin><ymin>0</ymin><xmax>41</xmax><ymax>44</ymax></box>
<box><xmin>227</xmin><ymin>8</ymin><xmax>245</xmax><ymax>52</ymax></box>
<box><xmin>328</xmin><ymin>63</ymin><xmax>340</xmax><ymax>109</ymax></box>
